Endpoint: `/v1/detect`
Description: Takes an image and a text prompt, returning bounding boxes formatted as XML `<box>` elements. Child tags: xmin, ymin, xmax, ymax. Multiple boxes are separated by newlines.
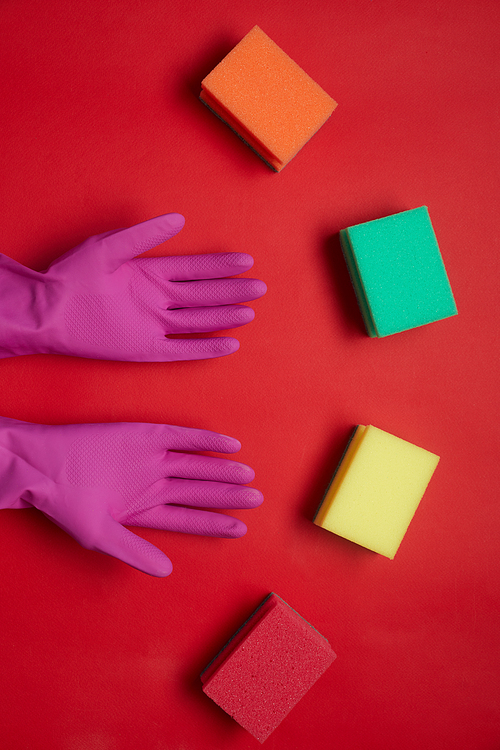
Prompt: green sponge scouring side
<box><xmin>340</xmin><ymin>206</ymin><xmax>458</xmax><ymax>337</ymax></box>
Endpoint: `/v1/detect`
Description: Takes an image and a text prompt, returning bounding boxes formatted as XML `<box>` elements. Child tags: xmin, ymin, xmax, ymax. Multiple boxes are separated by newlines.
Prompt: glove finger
<box><xmin>147</xmin><ymin>425</ymin><xmax>241</xmax><ymax>454</ymax></box>
<box><xmin>166</xmin><ymin>277</ymin><xmax>267</xmax><ymax>308</ymax></box>
<box><xmin>101</xmin><ymin>213</ymin><xmax>185</xmax><ymax>272</ymax></box>
<box><xmin>133</xmin><ymin>478</ymin><xmax>263</xmax><ymax>512</ymax></box>
<box><xmin>96</xmin><ymin>516</ymin><xmax>173</xmax><ymax>577</ymax></box>
<box><xmin>165</xmin><ymin>305</ymin><xmax>255</xmax><ymax>334</ymax></box>
<box><xmin>139</xmin><ymin>252</ymin><xmax>255</xmax><ymax>281</ymax></box>
<box><xmin>157</xmin><ymin>335</ymin><xmax>240</xmax><ymax>361</ymax></box>
<box><xmin>165</xmin><ymin>453</ymin><xmax>255</xmax><ymax>484</ymax></box>
<box><xmin>128</xmin><ymin>505</ymin><xmax>248</xmax><ymax>537</ymax></box>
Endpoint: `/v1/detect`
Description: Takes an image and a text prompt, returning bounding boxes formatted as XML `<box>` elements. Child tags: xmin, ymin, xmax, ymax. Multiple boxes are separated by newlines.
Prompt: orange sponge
<box><xmin>200</xmin><ymin>26</ymin><xmax>337</xmax><ymax>171</ymax></box>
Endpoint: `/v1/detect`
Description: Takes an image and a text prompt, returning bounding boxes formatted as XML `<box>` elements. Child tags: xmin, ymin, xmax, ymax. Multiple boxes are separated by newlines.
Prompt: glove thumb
<box><xmin>100</xmin><ymin>213</ymin><xmax>185</xmax><ymax>272</ymax></box>
<box><xmin>93</xmin><ymin>516</ymin><xmax>173</xmax><ymax>577</ymax></box>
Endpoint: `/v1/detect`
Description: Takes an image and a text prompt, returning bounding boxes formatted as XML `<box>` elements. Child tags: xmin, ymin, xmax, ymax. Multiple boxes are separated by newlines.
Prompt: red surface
<box><xmin>0</xmin><ymin>1</ymin><xmax>499</xmax><ymax>749</ymax></box>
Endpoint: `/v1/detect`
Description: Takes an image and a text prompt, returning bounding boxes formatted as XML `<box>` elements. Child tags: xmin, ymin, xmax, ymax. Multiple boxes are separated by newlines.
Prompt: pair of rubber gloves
<box><xmin>0</xmin><ymin>214</ymin><xmax>267</xmax><ymax>576</ymax></box>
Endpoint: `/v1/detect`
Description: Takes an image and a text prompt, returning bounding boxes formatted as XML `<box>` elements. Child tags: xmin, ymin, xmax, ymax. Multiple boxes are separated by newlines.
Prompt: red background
<box><xmin>1</xmin><ymin>1</ymin><xmax>499</xmax><ymax>748</ymax></box>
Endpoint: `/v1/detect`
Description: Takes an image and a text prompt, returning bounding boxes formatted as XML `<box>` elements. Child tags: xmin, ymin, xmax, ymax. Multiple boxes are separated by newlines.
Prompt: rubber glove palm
<box><xmin>0</xmin><ymin>416</ymin><xmax>263</xmax><ymax>576</ymax></box>
<box><xmin>0</xmin><ymin>213</ymin><xmax>266</xmax><ymax>361</ymax></box>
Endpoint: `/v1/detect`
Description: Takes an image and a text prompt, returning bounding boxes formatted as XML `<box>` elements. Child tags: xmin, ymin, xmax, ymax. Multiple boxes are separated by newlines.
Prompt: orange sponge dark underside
<box><xmin>200</xmin><ymin>26</ymin><xmax>337</xmax><ymax>171</ymax></box>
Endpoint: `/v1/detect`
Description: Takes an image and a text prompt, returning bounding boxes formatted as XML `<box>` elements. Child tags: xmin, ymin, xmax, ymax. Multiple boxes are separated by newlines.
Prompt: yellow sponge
<box><xmin>314</xmin><ymin>425</ymin><xmax>440</xmax><ymax>559</ymax></box>
<box><xmin>200</xmin><ymin>26</ymin><xmax>337</xmax><ymax>171</ymax></box>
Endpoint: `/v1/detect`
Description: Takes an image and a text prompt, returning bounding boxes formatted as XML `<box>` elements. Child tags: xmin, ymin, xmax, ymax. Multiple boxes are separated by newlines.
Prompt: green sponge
<box><xmin>314</xmin><ymin>425</ymin><xmax>440</xmax><ymax>559</ymax></box>
<box><xmin>339</xmin><ymin>206</ymin><xmax>457</xmax><ymax>337</ymax></box>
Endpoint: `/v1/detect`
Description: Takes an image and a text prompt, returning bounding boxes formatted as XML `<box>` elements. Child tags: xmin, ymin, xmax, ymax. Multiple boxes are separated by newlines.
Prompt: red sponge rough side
<box><xmin>201</xmin><ymin>593</ymin><xmax>336</xmax><ymax>743</ymax></box>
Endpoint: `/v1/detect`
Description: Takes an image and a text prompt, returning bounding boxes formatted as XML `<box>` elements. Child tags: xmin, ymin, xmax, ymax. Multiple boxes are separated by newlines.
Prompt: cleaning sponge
<box><xmin>314</xmin><ymin>425</ymin><xmax>440</xmax><ymax>559</ymax></box>
<box><xmin>200</xmin><ymin>25</ymin><xmax>337</xmax><ymax>171</ymax></box>
<box><xmin>201</xmin><ymin>592</ymin><xmax>336</xmax><ymax>743</ymax></box>
<box><xmin>340</xmin><ymin>206</ymin><xmax>457</xmax><ymax>337</ymax></box>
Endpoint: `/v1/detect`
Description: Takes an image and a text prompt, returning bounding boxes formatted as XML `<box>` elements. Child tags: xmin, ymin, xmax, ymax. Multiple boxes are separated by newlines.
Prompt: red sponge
<box><xmin>201</xmin><ymin>593</ymin><xmax>336</xmax><ymax>743</ymax></box>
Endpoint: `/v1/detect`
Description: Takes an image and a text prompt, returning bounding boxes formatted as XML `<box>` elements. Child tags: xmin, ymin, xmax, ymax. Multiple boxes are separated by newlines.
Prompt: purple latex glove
<box><xmin>0</xmin><ymin>416</ymin><xmax>263</xmax><ymax>576</ymax></box>
<box><xmin>0</xmin><ymin>213</ymin><xmax>267</xmax><ymax>361</ymax></box>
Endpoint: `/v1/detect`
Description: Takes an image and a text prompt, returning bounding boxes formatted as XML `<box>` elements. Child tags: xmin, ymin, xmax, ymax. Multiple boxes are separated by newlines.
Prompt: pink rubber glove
<box><xmin>0</xmin><ymin>213</ymin><xmax>267</xmax><ymax>361</ymax></box>
<box><xmin>0</xmin><ymin>416</ymin><xmax>263</xmax><ymax>576</ymax></box>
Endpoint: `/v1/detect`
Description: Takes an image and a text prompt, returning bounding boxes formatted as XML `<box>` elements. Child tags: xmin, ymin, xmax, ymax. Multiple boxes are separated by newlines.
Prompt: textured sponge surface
<box><xmin>340</xmin><ymin>206</ymin><xmax>457</xmax><ymax>337</ymax></box>
<box><xmin>200</xmin><ymin>25</ymin><xmax>337</xmax><ymax>171</ymax></box>
<box><xmin>201</xmin><ymin>593</ymin><xmax>336</xmax><ymax>743</ymax></box>
<box><xmin>314</xmin><ymin>425</ymin><xmax>440</xmax><ymax>559</ymax></box>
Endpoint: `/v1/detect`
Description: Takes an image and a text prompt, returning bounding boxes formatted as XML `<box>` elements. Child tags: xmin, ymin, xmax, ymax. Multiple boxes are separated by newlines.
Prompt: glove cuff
<box><xmin>0</xmin><ymin>417</ymin><xmax>49</xmax><ymax>509</ymax></box>
<box><xmin>0</xmin><ymin>254</ymin><xmax>60</xmax><ymax>357</ymax></box>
